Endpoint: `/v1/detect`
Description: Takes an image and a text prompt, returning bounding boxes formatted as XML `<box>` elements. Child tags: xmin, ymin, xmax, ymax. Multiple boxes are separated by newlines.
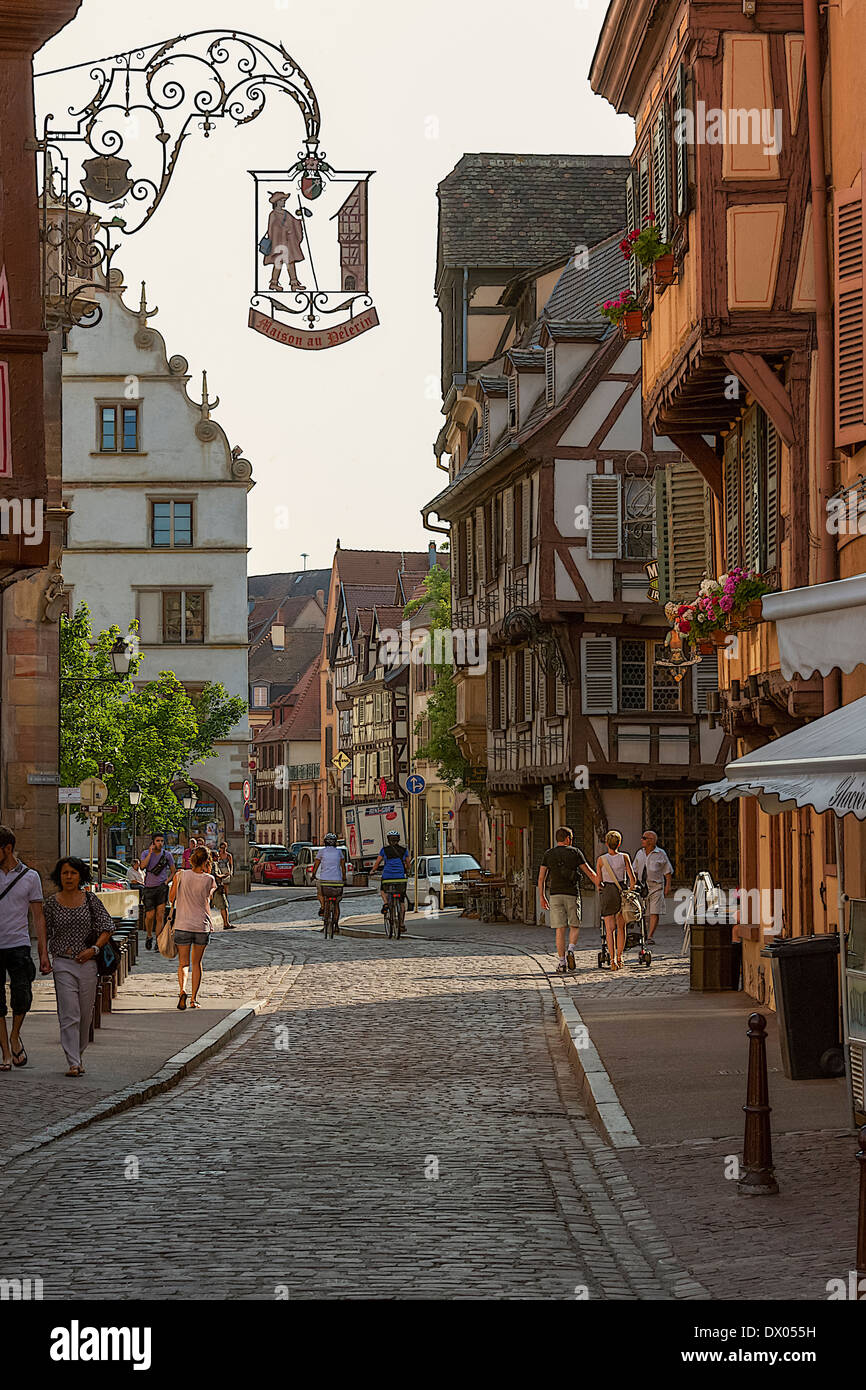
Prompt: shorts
<box><xmin>0</xmin><ymin>945</ymin><xmax>36</xmax><ymax>1018</ymax></box>
<box><xmin>142</xmin><ymin>884</ymin><xmax>169</xmax><ymax>911</ymax></box>
<box><xmin>548</xmin><ymin>894</ymin><xmax>580</xmax><ymax>929</ymax></box>
<box><xmin>319</xmin><ymin>883</ymin><xmax>344</xmax><ymax>899</ymax></box>
<box><xmin>174</xmin><ymin>930</ymin><xmax>210</xmax><ymax>947</ymax></box>
<box><xmin>645</xmin><ymin>886</ymin><xmax>665</xmax><ymax>917</ymax></box>
<box><xmin>381</xmin><ymin>878</ymin><xmax>406</xmax><ymax>899</ymax></box>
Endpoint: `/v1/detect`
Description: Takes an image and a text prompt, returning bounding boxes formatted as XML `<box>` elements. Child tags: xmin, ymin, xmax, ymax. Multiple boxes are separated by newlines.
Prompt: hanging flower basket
<box><xmin>653</xmin><ymin>252</ymin><xmax>677</xmax><ymax>287</ymax></box>
<box><xmin>598</xmin><ymin>290</ymin><xmax>643</xmax><ymax>337</ymax></box>
<box><xmin>745</xmin><ymin>598</ymin><xmax>763</xmax><ymax>620</ymax></box>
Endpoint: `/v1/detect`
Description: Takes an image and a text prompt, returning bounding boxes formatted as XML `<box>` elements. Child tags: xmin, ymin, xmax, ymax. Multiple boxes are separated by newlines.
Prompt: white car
<box><xmin>408</xmin><ymin>853</ymin><xmax>481</xmax><ymax>909</ymax></box>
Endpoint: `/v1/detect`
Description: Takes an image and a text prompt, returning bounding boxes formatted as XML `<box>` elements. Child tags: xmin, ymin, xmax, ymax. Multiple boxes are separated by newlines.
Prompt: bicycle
<box><xmin>321</xmin><ymin>886</ymin><xmax>342</xmax><ymax>940</ymax></box>
<box><xmin>383</xmin><ymin>882</ymin><xmax>406</xmax><ymax>940</ymax></box>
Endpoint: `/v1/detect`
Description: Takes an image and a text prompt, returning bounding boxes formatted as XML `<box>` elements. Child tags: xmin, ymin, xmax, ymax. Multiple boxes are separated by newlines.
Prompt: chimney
<box><xmin>271</xmin><ymin>623</ymin><xmax>285</xmax><ymax>650</ymax></box>
<box><xmin>428</xmin><ymin>541</ymin><xmax>437</xmax><ymax>569</ymax></box>
<box><xmin>315</xmin><ymin>588</ymin><xmax>325</xmax><ymax>609</ymax></box>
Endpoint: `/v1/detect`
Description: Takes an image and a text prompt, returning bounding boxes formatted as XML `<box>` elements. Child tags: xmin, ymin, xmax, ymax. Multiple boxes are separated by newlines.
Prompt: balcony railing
<box><xmin>503</xmin><ymin>576</ymin><xmax>528</xmax><ymax>612</ymax></box>
<box><xmin>285</xmin><ymin>762</ymin><xmax>319</xmax><ymax>782</ymax></box>
<box><xmin>489</xmin><ymin>725</ymin><xmax>565</xmax><ymax>772</ymax></box>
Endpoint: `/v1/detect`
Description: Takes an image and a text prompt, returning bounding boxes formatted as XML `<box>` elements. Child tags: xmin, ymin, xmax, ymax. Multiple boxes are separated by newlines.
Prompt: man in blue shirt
<box><xmin>372</xmin><ymin>831</ymin><xmax>409</xmax><ymax>928</ymax></box>
<box><xmin>140</xmin><ymin>832</ymin><xmax>176</xmax><ymax>950</ymax></box>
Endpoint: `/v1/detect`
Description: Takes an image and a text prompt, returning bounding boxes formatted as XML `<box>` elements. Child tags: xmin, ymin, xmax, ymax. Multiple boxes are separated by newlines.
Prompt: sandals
<box><xmin>177</xmin><ymin>992</ymin><xmax>187</xmax><ymax>1010</ymax></box>
<box><xmin>0</xmin><ymin>1060</ymin><xmax>11</xmax><ymax>1072</ymax></box>
<box><xmin>65</xmin><ymin>1066</ymin><xmax>82</xmax><ymax>1077</ymax></box>
<box><xmin>11</xmin><ymin>1045</ymin><xmax>26</xmax><ymax>1068</ymax></box>
<box><xmin>188</xmin><ymin>998</ymin><xmax>201</xmax><ymax>1009</ymax></box>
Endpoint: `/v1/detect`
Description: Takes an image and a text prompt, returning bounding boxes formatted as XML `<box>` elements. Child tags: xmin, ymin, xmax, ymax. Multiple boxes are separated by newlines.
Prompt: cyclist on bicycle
<box><xmin>372</xmin><ymin>831</ymin><xmax>409</xmax><ymax>924</ymax></box>
<box><xmin>312</xmin><ymin>833</ymin><xmax>346</xmax><ymax>929</ymax></box>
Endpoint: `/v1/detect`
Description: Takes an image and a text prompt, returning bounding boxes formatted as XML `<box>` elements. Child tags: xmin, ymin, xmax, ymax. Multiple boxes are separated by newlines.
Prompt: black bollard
<box><xmin>857</xmin><ymin>1126</ymin><xmax>866</xmax><ymax>1297</ymax></box>
<box><xmin>738</xmin><ymin>1012</ymin><xmax>779</xmax><ymax>1196</ymax></box>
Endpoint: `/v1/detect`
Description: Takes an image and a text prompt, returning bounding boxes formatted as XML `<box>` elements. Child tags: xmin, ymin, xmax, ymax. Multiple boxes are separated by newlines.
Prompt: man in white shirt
<box><xmin>0</xmin><ymin>825</ymin><xmax>48</xmax><ymax>1069</ymax></box>
<box><xmin>632</xmin><ymin>830</ymin><xmax>673</xmax><ymax>943</ymax></box>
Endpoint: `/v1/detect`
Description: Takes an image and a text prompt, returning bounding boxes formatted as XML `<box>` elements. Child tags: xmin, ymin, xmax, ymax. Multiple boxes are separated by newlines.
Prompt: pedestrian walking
<box><xmin>168</xmin><ymin>847</ymin><xmax>216</xmax><ymax>1010</ymax></box>
<box><xmin>632</xmin><ymin>830</ymin><xmax>673</xmax><ymax>944</ymax></box>
<box><xmin>595</xmin><ymin>830</ymin><xmax>636</xmax><ymax>972</ymax></box>
<box><xmin>44</xmin><ymin>857</ymin><xmax>114</xmax><ymax>1076</ymax></box>
<box><xmin>212</xmin><ymin>842</ymin><xmax>234</xmax><ymax>930</ymax></box>
<box><xmin>538</xmin><ymin>827</ymin><xmax>598</xmax><ymax>974</ymax></box>
<box><xmin>0</xmin><ymin>825</ymin><xmax>47</xmax><ymax>1070</ymax></box>
<box><xmin>140</xmin><ymin>832</ymin><xmax>176</xmax><ymax>950</ymax></box>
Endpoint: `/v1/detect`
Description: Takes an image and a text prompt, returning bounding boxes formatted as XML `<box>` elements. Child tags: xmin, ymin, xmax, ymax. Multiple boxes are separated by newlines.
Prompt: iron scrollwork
<box><xmin>501</xmin><ymin>607</ymin><xmax>569</xmax><ymax>682</ymax></box>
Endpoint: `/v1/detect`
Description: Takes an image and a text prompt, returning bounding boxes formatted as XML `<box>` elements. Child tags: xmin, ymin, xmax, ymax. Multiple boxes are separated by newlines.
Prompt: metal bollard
<box><xmin>857</xmin><ymin>1126</ymin><xmax>866</xmax><ymax>1296</ymax></box>
<box><xmin>738</xmin><ymin>1012</ymin><xmax>779</xmax><ymax>1196</ymax></box>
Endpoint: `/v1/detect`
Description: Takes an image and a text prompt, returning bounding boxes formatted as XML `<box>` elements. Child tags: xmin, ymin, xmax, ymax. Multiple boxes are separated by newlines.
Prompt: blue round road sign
<box><xmin>406</xmin><ymin>774</ymin><xmax>426</xmax><ymax>794</ymax></box>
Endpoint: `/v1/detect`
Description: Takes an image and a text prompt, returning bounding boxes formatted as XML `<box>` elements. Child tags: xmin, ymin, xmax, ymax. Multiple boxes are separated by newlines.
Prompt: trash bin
<box><xmin>688</xmin><ymin>872</ymin><xmax>741</xmax><ymax>991</ymax></box>
<box><xmin>760</xmin><ymin>933</ymin><xmax>843</xmax><ymax>1079</ymax></box>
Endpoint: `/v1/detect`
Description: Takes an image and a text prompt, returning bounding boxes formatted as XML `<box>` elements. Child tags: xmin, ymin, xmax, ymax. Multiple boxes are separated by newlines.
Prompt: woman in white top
<box><xmin>596</xmin><ymin>830</ymin><xmax>636</xmax><ymax>972</ymax></box>
<box><xmin>167</xmin><ymin>847</ymin><xmax>216</xmax><ymax>1010</ymax></box>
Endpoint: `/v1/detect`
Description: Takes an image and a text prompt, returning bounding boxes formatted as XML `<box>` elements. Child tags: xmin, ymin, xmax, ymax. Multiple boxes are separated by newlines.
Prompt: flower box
<box><xmin>653</xmin><ymin>252</ymin><xmax>676</xmax><ymax>287</ymax></box>
<box><xmin>621</xmin><ymin>309</ymin><xmax>644</xmax><ymax>339</ymax></box>
<box><xmin>698</xmin><ymin>640</ymin><xmax>715</xmax><ymax>656</ymax></box>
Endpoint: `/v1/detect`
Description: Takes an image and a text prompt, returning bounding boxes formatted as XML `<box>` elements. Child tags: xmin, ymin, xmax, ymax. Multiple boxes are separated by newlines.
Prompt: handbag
<box><xmin>85</xmin><ymin>892</ymin><xmax>119</xmax><ymax>976</ymax></box>
<box><xmin>156</xmin><ymin>909</ymin><xmax>177</xmax><ymax>959</ymax></box>
<box><xmin>258</xmin><ymin>234</ymin><xmax>272</xmax><ymax>255</ymax></box>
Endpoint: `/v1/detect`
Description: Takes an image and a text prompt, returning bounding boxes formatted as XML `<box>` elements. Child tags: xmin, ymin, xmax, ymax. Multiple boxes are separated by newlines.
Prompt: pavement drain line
<box><xmin>0</xmin><ymin>954</ymin><xmax>302</xmax><ymax>1171</ymax></box>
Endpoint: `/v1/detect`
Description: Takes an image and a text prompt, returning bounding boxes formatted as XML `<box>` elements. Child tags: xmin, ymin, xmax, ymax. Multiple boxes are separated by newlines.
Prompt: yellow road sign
<box><xmin>332</xmin><ymin>751</ymin><xmax>350</xmax><ymax>771</ymax></box>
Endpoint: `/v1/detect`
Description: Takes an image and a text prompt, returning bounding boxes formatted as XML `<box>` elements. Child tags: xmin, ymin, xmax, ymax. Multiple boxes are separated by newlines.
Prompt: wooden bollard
<box><xmin>738</xmin><ymin>1012</ymin><xmax>779</xmax><ymax>1196</ymax></box>
<box><xmin>857</xmin><ymin>1126</ymin><xmax>866</xmax><ymax>1296</ymax></box>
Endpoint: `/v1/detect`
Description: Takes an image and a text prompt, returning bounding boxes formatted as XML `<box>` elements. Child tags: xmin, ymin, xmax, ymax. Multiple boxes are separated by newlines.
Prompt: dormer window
<box><xmin>507</xmin><ymin>376</ymin><xmax>518</xmax><ymax>433</ymax></box>
<box><xmin>545</xmin><ymin>348</ymin><xmax>555</xmax><ymax>405</ymax></box>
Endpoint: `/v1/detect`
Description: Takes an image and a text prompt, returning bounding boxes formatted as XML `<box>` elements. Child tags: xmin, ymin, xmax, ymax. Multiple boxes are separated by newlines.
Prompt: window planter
<box><xmin>653</xmin><ymin>252</ymin><xmax>677</xmax><ymax>287</ymax></box>
<box><xmin>621</xmin><ymin>309</ymin><xmax>645</xmax><ymax>340</ymax></box>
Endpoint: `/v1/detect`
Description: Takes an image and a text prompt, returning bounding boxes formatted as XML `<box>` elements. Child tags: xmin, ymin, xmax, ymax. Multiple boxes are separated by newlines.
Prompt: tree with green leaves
<box><xmin>60</xmin><ymin>603</ymin><xmax>247</xmax><ymax>833</ymax></box>
<box><xmin>404</xmin><ymin>566</ymin><xmax>471</xmax><ymax>791</ymax></box>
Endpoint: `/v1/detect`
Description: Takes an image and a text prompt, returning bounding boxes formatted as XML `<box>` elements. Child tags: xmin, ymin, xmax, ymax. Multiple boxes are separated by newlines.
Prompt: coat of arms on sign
<box><xmin>249</xmin><ymin>144</ymin><xmax>378</xmax><ymax>351</ymax></box>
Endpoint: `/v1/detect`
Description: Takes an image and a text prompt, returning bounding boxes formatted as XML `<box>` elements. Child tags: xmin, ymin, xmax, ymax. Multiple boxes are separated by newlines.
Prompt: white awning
<box><xmin>693</xmin><ymin>694</ymin><xmax>866</xmax><ymax>819</ymax></box>
<box><xmin>761</xmin><ymin>572</ymin><xmax>866</xmax><ymax>680</ymax></box>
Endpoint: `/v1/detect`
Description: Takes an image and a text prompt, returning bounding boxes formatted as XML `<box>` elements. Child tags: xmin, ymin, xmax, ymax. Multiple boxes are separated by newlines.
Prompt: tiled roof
<box><xmin>280</xmin><ymin>655</ymin><xmax>322</xmax><ymax>742</ymax></box>
<box><xmin>249</xmin><ymin>628</ymin><xmax>323</xmax><ymax>686</ymax></box>
<box><xmin>343</xmin><ymin>584</ymin><xmax>394</xmax><ymax>630</ymax></box>
<box><xmin>248</xmin><ymin>569</ymin><xmax>331</xmax><ymax>601</ymax></box>
<box><xmin>335</xmin><ymin>549</ymin><xmax>432</xmax><ymax>586</ymax></box>
<box><xmin>437</xmin><ymin>153</ymin><xmax>630</xmax><ymax>273</ymax></box>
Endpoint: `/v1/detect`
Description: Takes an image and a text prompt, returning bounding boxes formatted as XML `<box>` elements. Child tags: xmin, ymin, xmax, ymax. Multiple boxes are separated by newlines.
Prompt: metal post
<box><xmin>439</xmin><ymin>786</ymin><xmax>445</xmax><ymax>914</ymax></box>
<box><xmin>834</xmin><ymin>816</ymin><xmax>856</xmax><ymax>1130</ymax></box>
<box><xmin>738</xmin><ymin>1012</ymin><xmax>780</xmax><ymax>1196</ymax></box>
<box><xmin>413</xmin><ymin>798</ymin><xmax>418</xmax><ymax>911</ymax></box>
<box><xmin>65</xmin><ymin>803</ymin><xmax>70</xmax><ymax>856</ymax></box>
<box><xmin>88</xmin><ymin>813</ymin><xmax>94</xmax><ymax>878</ymax></box>
<box><xmin>857</xmin><ymin>1126</ymin><xmax>866</xmax><ymax>1296</ymax></box>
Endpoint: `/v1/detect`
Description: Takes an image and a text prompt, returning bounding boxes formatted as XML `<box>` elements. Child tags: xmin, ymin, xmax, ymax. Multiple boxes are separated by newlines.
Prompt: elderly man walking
<box><xmin>632</xmin><ymin>829</ymin><xmax>673</xmax><ymax>944</ymax></box>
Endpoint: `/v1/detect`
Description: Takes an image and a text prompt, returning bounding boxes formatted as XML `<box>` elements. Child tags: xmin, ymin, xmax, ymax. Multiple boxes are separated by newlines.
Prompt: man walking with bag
<box><xmin>0</xmin><ymin>825</ymin><xmax>48</xmax><ymax>1069</ymax></box>
<box><xmin>632</xmin><ymin>829</ymin><xmax>673</xmax><ymax>944</ymax></box>
<box><xmin>140</xmin><ymin>832</ymin><xmax>175</xmax><ymax>951</ymax></box>
<box><xmin>538</xmin><ymin>827</ymin><xmax>598</xmax><ymax>974</ymax></box>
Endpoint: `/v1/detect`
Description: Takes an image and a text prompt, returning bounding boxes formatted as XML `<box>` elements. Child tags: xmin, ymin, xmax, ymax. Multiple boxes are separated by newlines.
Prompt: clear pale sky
<box><xmin>37</xmin><ymin>0</ymin><xmax>632</xmax><ymax>574</ymax></box>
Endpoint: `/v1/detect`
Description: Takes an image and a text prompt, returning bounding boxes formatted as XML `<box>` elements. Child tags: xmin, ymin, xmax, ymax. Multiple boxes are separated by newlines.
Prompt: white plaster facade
<box><xmin>61</xmin><ymin>274</ymin><xmax>253</xmax><ymax>860</ymax></box>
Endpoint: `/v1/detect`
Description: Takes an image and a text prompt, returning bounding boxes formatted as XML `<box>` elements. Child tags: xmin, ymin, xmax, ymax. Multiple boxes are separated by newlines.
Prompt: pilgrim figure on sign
<box><xmin>261</xmin><ymin>191</ymin><xmax>306</xmax><ymax>293</ymax></box>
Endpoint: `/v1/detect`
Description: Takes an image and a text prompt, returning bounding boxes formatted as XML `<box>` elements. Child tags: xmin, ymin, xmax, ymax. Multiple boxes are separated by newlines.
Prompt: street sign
<box><xmin>80</xmin><ymin>777</ymin><xmax>108</xmax><ymax>807</ymax></box>
<box><xmin>378</xmin><ymin>777</ymin><xmax>387</xmax><ymax>797</ymax></box>
<box><xmin>244</xmin><ymin>803</ymin><xmax>251</xmax><ymax>823</ymax></box>
<box><xmin>58</xmin><ymin>787</ymin><xmax>82</xmax><ymax>805</ymax></box>
<box><xmin>27</xmin><ymin>772</ymin><xmax>60</xmax><ymax>786</ymax></box>
<box><xmin>242</xmin><ymin>779</ymin><xmax>251</xmax><ymax>803</ymax></box>
<box><xmin>332</xmin><ymin>750</ymin><xmax>350</xmax><ymax>771</ymax></box>
<box><xmin>543</xmin><ymin>784</ymin><xmax>554</xmax><ymax>806</ymax></box>
<box><xmin>406</xmin><ymin>774</ymin><xmax>426</xmax><ymax>795</ymax></box>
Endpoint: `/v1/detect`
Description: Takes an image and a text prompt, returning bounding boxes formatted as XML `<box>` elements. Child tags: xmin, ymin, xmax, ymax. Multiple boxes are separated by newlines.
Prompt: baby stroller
<box><xmin>597</xmin><ymin>881</ymin><xmax>653</xmax><ymax>969</ymax></box>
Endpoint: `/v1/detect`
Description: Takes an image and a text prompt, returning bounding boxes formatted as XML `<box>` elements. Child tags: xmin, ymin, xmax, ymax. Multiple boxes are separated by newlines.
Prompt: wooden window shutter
<box><xmin>465</xmin><ymin>514</ymin><xmax>474</xmax><ymax>594</ymax></box>
<box><xmin>487</xmin><ymin>664</ymin><xmax>494</xmax><ymax>729</ymax></box>
<box><xmin>507</xmin><ymin>652</ymin><xmax>517</xmax><ymax>723</ymax></box>
<box><xmin>514</xmin><ymin>650</ymin><xmax>524</xmax><ymax>721</ymax></box>
<box><xmin>523</xmin><ymin>649</ymin><xmax>533</xmax><ymax>721</ymax></box>
<box><xmin>475</xmin><ymin>504</ymin><xmax>486</xmax><ymax>583</ymax></box>
<box><xmin>581</xmin><ymin>636</ymin><xmax>617</xmax><ymax>715</ymax></box>
<box><xmin>587</xmin><ymin>474</ymin><xmax>622</xmax><ymax>559</ymax></box>
<box><xmin>485</xmin><ymin>502</ymin><xmax>494</xmax><ymax>580</ymax></box>
<box><xmin>654</xmin><ymin>467</ymin><xmax>670</xmax><ymax>605</ymax></box>
<box><xmin>741</xmin><ymin>405</ymin><xmax>761</xmax><ymax>572</ymax></box>
<box><xmin>555</xmin><ymin>671</ymin><xmax>567</xmax><ymax>717</ymax></box>
<box><xmin>521</xmin><ymin>477</ymin><xmax>532</xmax><ymax>564</ymax></box>
<box><xmin>638</xmin><ymin>151</ymin><xmax>651</xmax><ymax>288</ymax></box>
<box><xmin>764</xmin><ymin>415</ymin><xmax>780</xmax><ymax>572</ymax></box>
<box><xmin>693</xmin><ymin>650</ymin><xmax>719</xmax><ymax>715</ymax></box>
<box><xmin>666</xmin><ymin>457</ymin><xmax>712</xmax><ymax>599</ymax></box>
<box><xmin>507</xmin><ymin>376</ymin><xmax>518</xmax><ymax>432</ymax></box>
<box><xmin>537</xmin><ymin>666</ymin><xmax>547</xmax><ymax>719</ymax></box>
<box><xmin>652</xmin><ymin>104</ymin><xmax>671</xmax><ymax>243</ymax></box>
<box><xmin>504</xmin><ymin>487</ymin><xmax>515</xmax><ymax>567</ymax></box>
<box><xmin>453</xmin><ymin>524</ymin><xmax>465</xmax><ymax>598</ymax></box>
<box><xmin>675</xmin><ymin>65</ymin><xmax>690</xmax><ymax>217</ymax></box>
<box><xmin>835</xmin><ymin>165</ymin><xmax>866</xmax><ymax>446</ymax></box>
<box><xmin>723</xmin><ymin>429</ymin><xmax>741</xmax><ymax>570</ymax></box>
<box><xmin>545</xmin><ymin>347</ymin><xmax>555</xmax><ymax>405</ymax></box>
<box><xmin>498</xmin><ymin>659</ymin><xmax>507</xmax><ymax>731</ymax></box>
<box><xmin>625</xmin><ymin>170</ymin><xmax>638</xmax><ymax>296</ymax></box>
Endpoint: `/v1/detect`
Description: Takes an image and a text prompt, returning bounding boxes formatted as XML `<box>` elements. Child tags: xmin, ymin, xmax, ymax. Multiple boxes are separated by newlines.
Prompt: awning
<box><xmin>761</xmin><ymin>572</ymin><xmax>866</xmax><ymax>680</ymax></box>
<box><xmin>693</xmin><ymin>693</ymin><xmax>866</xmax><ymax>819</ymax></box>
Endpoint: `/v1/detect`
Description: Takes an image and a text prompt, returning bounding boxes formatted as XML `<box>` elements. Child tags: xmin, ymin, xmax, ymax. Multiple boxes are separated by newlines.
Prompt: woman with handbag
<box><xmin>595</xmin><ymin>830</ymin><xmax>636</xmax><ymax>973</ymax></box>
<box><xmin>44</xmin><ymin>857</ymin><xmax>114</xmax><ymax>1076</ymax></box>
<box><xmin>168</xmin><ymin>846</ymin><xmax>217</xmax><ymax>1011</ymax></box>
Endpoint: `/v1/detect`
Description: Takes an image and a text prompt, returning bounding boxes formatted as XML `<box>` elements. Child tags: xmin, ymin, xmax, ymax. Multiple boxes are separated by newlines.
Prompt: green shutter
<box><xmin>675</xmin><ymin>64</ymin><xmax>690</xmax><ymax>218</ymax></box>
<box><xmin>638</xmin><ymin>152</ymin><xmax>651</xmax><ymax>289</ymax></box>
<box><xmin>653</xmin><ymin>105</ymin><xmax>671</xmax><ymax>243</ymax></box>
<box><xmin>723</xmin><ymin>428</ymin><xmax>741</xmax><ymax>569</ymax></box>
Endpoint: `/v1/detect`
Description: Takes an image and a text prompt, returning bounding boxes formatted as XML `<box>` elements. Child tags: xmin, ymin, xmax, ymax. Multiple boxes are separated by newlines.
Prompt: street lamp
<box><xmin>129</xmin><ymin>782</ymin><xmax>142</xmax><ymax>855</ymax></box>
<box><xmin>181</xmin><ymin>785</ymin><xmax>196</xmax><ymax>847</ymax></box>
<box><xmin>110</xmin><ymin>636</ymin><xmax>134</xmax><ymax>678</ymax></box>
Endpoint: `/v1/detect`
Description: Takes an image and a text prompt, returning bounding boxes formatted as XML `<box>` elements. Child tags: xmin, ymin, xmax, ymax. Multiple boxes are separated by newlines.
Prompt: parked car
<box><xmin>87</xmin><ymin>859</ymin><xmax>130</xmax><ymax>890</ymax></box>
<box><xmin>288</xmin><ymin>841</ymin><xmax>313</xmax><ymax>861</ymax></box>
<box><xmin>292</xmin><ymin>844</ymin><xmax>352</xmax><ymax>887</ymax></box>
<box><xmin>408</xmin><ymin>853</ymin><xmax>482</xmax><ymax>909</ymax></box>
<box><xmin>252</xmin><ymin>848</ymin><xmax>294</xmax><ymax>884</ymax></box>
<box><xmin>250</xmin><ymin>843</ymin><xmax>284</xmax><ymax>865</ymax></box>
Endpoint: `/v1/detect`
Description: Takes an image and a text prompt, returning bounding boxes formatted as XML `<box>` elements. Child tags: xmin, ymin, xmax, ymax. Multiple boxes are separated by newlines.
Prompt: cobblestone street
<box><xmin>0</xmin><ymin>900</ymin><xmax>703</xmax><ymax>1301</ymax></box>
